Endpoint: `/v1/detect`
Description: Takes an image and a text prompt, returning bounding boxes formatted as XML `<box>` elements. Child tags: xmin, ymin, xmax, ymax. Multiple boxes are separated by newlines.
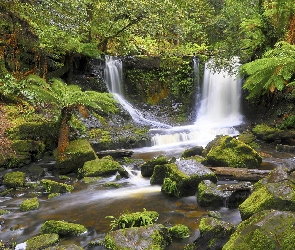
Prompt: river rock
<box><xmin>203</xmin><ymin>135</ymin><xmax>262</xmax><ymax>168</ymax></box>
<box><xmin>55</xmin><ymin>139</ymin><xmax>97</xmax><ymax>174</ymax></box>
<box><xmin>103</xmin><ymin>224</ymin><xmax>171</xmax><ymax>249</ymax></box>
<box><xmin>96</xmin><ymin>149</ymin><xmax>134</xmax><ymax>158</ymax></box>
<box><xmin>151</xmin><ymin>159</ymin><xmax>217</xmax><ymax>197</ymax></box>
<box><xmin>194</xmin><ymin>217</ymin><xmax>235</xmax><ymax>250</ymax></box>
<box><xmin>239</xmin><ymin>166</ymin><xmax>295</xmax><ymax>220</ymax></box>
<box><xmin>181</xmin><ymin>146</ymin><xmax>204</xmax><ymax>158</ymax></box>
<box><xmin>141</xmin><ymin>155</ymin><xmax>169</xmax><ymax>177</ymax></box>
<box><xmin>223</xmin><ymin>210</ymin><xmax>295</xmax><ymax>249</ymax></box>
<box><xmin>197</xmin><ymin>180</ymin><xmax>253</xmax><ymax>207</ymax></box>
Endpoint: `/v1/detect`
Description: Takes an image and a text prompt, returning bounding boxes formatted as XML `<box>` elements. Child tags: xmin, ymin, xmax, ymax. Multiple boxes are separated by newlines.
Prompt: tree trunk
<box><xmin>57</xmin><ymin>108</ymin><xmax>71</xmax><ymax>159</ymax></box>
<box><xmin>287</xmin><ymin>14</ymin><xmax>295</xmax><ymax>45</ymax></box>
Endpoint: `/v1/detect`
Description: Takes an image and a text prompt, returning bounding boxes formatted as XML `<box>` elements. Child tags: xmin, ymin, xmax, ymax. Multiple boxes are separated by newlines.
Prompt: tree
<box><xmin>0</xmin><ymin>74</ymin><xmax>118</xmax><ymax>158</ymax></box>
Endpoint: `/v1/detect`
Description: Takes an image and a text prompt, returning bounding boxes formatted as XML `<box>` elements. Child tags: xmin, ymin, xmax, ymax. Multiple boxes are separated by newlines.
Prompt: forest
<box><xmin>1</xmin><ymin>0</ymin><xmax>295</xmax><ymax>249</ymax></box>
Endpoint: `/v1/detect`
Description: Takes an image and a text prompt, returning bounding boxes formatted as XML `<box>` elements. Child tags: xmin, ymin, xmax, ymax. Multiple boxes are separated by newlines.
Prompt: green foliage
<box><xmin>0</xmin><ymin>208</ymin><xmax>9</xmax><ymax>215</ymax></box>
<box><xmin>41</xmin><ymin>179</ymin><xmax>74</xmax><ymax>193</ymax></box>
<box><xmin>241</xmin><ymin>41</ymin><xmax>295</xmax><ymax>98</ymax></box>
<box><xmin>162</xmin><ymin>178</ymin><xmax>180</xmax><ymax>197</ymax></box>
<box><xmin>40</xmin><ymin>220</ymin><xmax>87</xmax><ymax>236</ymax></box>
<box><xmin>20</xmin><ymin>197</ymin><xmax>39</xmax><ymax>212</ymax></box>
<box><xmin>280</xmin><ymin>115</ymin><xmax>295</xmax><ymax>129</ymax></box>
<box><xmin>3</xmin><ymin>171</ymin><xmax>26</xmax><ymax>188</ymax></box>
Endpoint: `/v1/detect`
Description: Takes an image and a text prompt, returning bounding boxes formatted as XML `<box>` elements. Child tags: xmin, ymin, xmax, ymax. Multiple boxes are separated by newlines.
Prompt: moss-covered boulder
<box><xmin>140</xmin><ymin>155</ymin><xmax>169</xmax><ymax>177</ymax></box>
<box><xmin>26</xmin><ymin>233</ymin><xmax>59</xmax><ymax>250</ymax></box>
<box><xmin>12</xmin><ymin>139</ymin><xmax>45</xmax><ymax>160</ymax></box>
<box><xmin>114</xmin><ymin>209</ymin><xmax>159</xmax><ymax>229</ymax></box>
<box><xmin>252</xmin><ymin>123</ymin><xmax>284</xmax><ymax>142</ymax></box>
<box><xmin>3</xmin><ymin>171</ymin><xmax>26</xmax><ymax>188</ymax></box>
<box><xmin>20</xmin><ymin>197</ymin><xmax>39</xmax><ymax>211</ymax></box>
<box><xmin>223</xmin><ymin>210</ymin><xmax>295</xmax><ymax>250</ymax></box>
<box><xmin>55</xmin><ymin>139</ymin><xmax>97</xmax><ymax>174</ymax></box>
<box><xmin>40</xmin><ymin>220</ymin><xmax>87</xmax><ymax>237</ymax></box>
<box><xmin>203</xmin><ymin>135</ymin><xmax>262</xmax><ymax>168</ymax></box>
<box><xmin>168</xmin><ymin>224</ymin><xmax>190</xmax><ymax>239</ymax></box>
<box><xmin>194</xmin><ymin>217</ymin><xmax>235</xmax><ymax>250</ymax></box>
<box><xmin>181</xmin><ymin>146</ymin><xmax>203</xmax><ymax>158</ymax></box>
<box><xmin>41</xmin><ymin>179</ymin><xmax>74</xmax><ymax>193</ymax></box>
<box><xmin>78</xmin><ymin>156</ymin><xmax>122</xmax><ymax>177</ymax></box>
<box><xmin>151</xmin><ymin>159</ymin><xmax>217</xmax><ymax>197</ymax></box>
<box><xmin>239</xmin><ymin>166</ymin><xmax>295</xmax><ymax>220</ymax></box>
<box><xmin>43</xmin><ymin>244</ymin><xmax>83</xmax><ymax>250</ymax></box>
<box><xmin>197</xmin><ymin>180</ymin><xmax>253</xmax><ymax>207</ymax></box>
<box><xmin>102</xmin><ymin>224</ymin><xmax>171</xmax><ymax>250</ymax></box>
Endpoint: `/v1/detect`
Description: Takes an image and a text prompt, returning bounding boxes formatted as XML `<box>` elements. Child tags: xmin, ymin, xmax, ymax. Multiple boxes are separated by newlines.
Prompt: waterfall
<box><xmin>104</xmin><ymin>56</ymin><xmax>171</xmax><ymax>128</ymax></box>
<box><xmin>149</xmin><ymin>59</ymin><xmax>243</xmax><ymax>151</ymax></box>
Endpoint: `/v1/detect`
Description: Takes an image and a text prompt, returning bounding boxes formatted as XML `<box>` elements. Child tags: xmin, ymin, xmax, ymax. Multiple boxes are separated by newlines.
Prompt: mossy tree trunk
<box><xmin>57</xmin><ymin>107</ymin><xmax>72</xmax><ymax>159</ymax></box>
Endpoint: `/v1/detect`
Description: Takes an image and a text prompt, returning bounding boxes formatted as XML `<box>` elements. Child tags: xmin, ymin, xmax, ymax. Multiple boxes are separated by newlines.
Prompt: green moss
<box><xmin>20</xmin><ymin>197</ymin><xmax>39</xmax><ymax>211</ymax></box>
<box><xmin>12</xmin><ymin>140</ymin><xmax>45</xmax><ymax>154</ymax></box>
<box><xmin>103</xmin><ymin>182</ymin><xmax>122</xmax><ymax>188</ymax></box>
<box><xmin>40</xmin><ymin>220</ymin><xmax>87</xmax><ymax>237</ymax></box>
<box><xmin>168</xmin><ymin>224</ymin><xmax>190</xmax><ymax>239</ymax></box>
<box><xmin>162</xmin><ymin>178</ymin><xmax>180</xmax><ymax>197</ymax></box>
<box><xmin>79</xmin><ymin>156</ymin><xmax>121</xmax><ymax>177</ymax></box>
<box><xmin>239</xmin><ymin>185</ymin><xmax>275</xmax><ymax>220</ymax></box>
<box><xmin>41</xmin><ymin>179</ymin><xmax>74</xmax><ymax>193</ymax></box>
<box><xmin>26</xmin><ymin>233</ymin><xmax>59</xmax><ymax>250</ymax></box>
<box><xmin>3</xmin><ymin>171</ymin><xmax>26</xmax><ymax>188</ymax></box>
<box><xmin>205</xmin><ymin>136</ymin><xmax>262</xmax><ymax>168</ymax></box>
<box><xmin>82</xmin><ymin>176</ymin><xmax>102</xmax><ymax>183</ymax></box>
<box><xmin>0</xmin><ymin>208</ymin><xmax>9</xmax><ymax>215</ymax></box>
<box><xmin>141</xmin><ymin>155</ymin><xmax>169</xmax><ymax>177</ymax></box>
<box><xmin>252</xmin><ymin>124</ymin><xmax>283</xmax><ymax>141</ymax></box>
<box><xmin>55</xmin><ymin>139</ymin><xmax>97</xmax><ymax>174</ymax></box>
<box><xmin>48</xmin><ymin>193</ymin><xmax>61</xmax><ymax>199</ymax></box>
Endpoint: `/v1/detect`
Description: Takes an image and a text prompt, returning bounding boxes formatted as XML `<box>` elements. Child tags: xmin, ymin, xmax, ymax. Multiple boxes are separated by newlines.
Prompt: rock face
<box><xmin>151</xmin><ymin>159</ymin><xmax>217</xmax><ymax>197</ymax></box>
<box><xmin>103</xmin><ymin>224</ymin><xmax>171</xmax><ymax>250</ymax></box>
<box><xmin>203</xmin><ymin>135</ymin><xmax>262</xmax><ymax>168</ymax></box>
<box><xmin>55</xmin><ymin>139</ymin><xmax>97</xmax><ymax>174</ymax></box>
<box><xmin>194</xmin><ymin>217</ymin><xmax>235</xmax><ymax>250</ymax></box>
<box><xmin>223</xmin><ymin>210</ymin><xmax>295</xmax><ymax>250</ymax></box>
<box><xmin>239</xmin><ymin>166</ymin><xmax>295</xmax><ymax>220</ymax></box>
<box><xmin>197</xmin><ymin>180</ymin><xmax>253</xmax><ymax>207</ymax></box>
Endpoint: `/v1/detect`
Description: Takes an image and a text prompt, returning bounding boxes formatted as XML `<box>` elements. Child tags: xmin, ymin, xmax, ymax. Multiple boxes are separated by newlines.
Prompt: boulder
<box><xmin>181</xmin><ymin>146</ymin><xmax>203</xmax><ymax>158</ymax></box>
<box><xmin>20</xmin><ymin>197</ymin><xmax>39</xmax><ymax>212</ymax></box>
<box><xmin>197</xmin><ymin>180</ymin><xmax>252</xmax><ymax>207</ymax></box>
<box><xmin>141</xmin><ymin>155</ymin><xmax>169</xmax><ymax>177</ymax></box>
<box><xmin>55</xmin><ymin>139</ymin><xmax>97</xmax><ymax>174</ymax></box>
<box><xmin>203</xmin><ymin>135</ymin><xmax>262</xmax><ymax>168</ymax></box>
<box><xmin>223</xmin><ymin>210</ymin><xmax>295</xmax><ymax>249</ymax></box>
<box><xmin>151</xmin><ymin>159</ymin><xmax>217</xmax><ymax>197</ymax></box>
<box><xmin>102</xmin><ymin>224</ymin><xmax>171</xmax><ymax>250</ymax></box>
<box><xmin>239</xmin><ymin>166</ymin><xmax>295</xmax><ymax>220</ymax></box>
<box><xmin>26</xmin><ymin>233</ymin><xmax>59</xmax><ymax>250</ymax></box>
<box><xmin>78</xmin><ymin>155</ymin><xmax>123</xmax><ymax>177</ymax></box>
<box><xmin>40</xmin><ymin>220</ymin><xmax>87</xmax><ymax>237</ymax></box>
<box><xmin>3</xmin><ymin>171</ymin><xmax>26</xmax><ymax>188</ymax></box>
<box><xmin>194</xmin><ymin>217</ymin><xmax>235</xmax><ymax>250</ymax></box>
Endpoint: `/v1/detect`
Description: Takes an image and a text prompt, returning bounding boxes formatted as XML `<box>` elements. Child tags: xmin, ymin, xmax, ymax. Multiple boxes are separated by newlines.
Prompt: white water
<box><xmin>104</xmin><ymin>56</ymin><xmax>171</xmax><ymax>128</ymax></box>
<box><xmin>104</xmin><ymin>56</ymin><xmax>243</xmax><ymax>153</ymax></box>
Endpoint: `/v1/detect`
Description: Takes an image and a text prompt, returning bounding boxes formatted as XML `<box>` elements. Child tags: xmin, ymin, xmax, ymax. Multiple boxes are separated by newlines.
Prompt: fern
<box><xmin>241</xmin><ymin>41</ymin><xmax>295</xmax><ymax>98</ymax></box>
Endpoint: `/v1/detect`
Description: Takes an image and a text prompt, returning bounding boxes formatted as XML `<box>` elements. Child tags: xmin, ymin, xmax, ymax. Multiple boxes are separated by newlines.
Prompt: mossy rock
<box><xmin>252</xmin><ymin>124</ymin><xmax>284</xmax><ymax>142</ymax></box>
<box><xmin>181</xmin><ymin>146</ymin><xmax>203</xmax><ymax>158</ymax></box>
<box><xmin>41</xmin><ymin>179</ymin><xmax>74</xmax><ymax>193</ymax></box>
<box><xmin>152</xmin><ymin>159</ymin><xmax>217</xmax><ymax>197</ymax></box>
<box><xmin>116</xmin><ymin>209</ymin><xmax>159</xmax><ymax>229</ymax></box>
<box><xmin>26</xmin><ymin>233</ymin><xmax>59</xmax><ymax>250</ymax></box>
<box><xmin>203</xmin><ymin>135</ymin><xmax>262</xmax><ymax>168</ymax></box>
<box><xmin>197</xmin><ymin>180</ymin><xmax>225</xmax><ymax>207</ymax></box>
<box><xmin>141</xmin><ymin>155</ymin><xmax>169</xmax><ymax>177</ymax></box>
<box><xmin>78</xmin><ymin>156</ymin><xmax>122</xmax><ymax>177</ymax></box>
<box><xmin>103</xmin><ymin>224</ymin><xmax>171</xmax><ymax>250</ymax></box>
<box><xmin>194</xmin><ymin>217</ymin><xmax>235</xmax><ymax>250</ymax></box>
<box><xmin>43</xmin><ymin>244</ymin><xmax>83</xmax><ymax>250</ymax></box>
<box><xmin>239</xmin><ymin>167</ymin><xmax>295</xmax><ymax>220</ymax></box>
<box><xmin>168</xmin><ymin>224</ymin><xmax>190</xmax><ymax>239</ymax></box>
<box><xmin>223</xmin><ymin>210</ymin><xmax>295</xmax><ymax>250</ymax></box>
<box><xmin>12</xmin><ymin>139</ymin><xmax>45</xmax><ymax>155</ymax></box>
<box><xmin>55</xmin><ymin>139</ymin><xmax>97</xmax><ymax>174</ymax></box>
<box><xmin>40</xmin><ymin>220</ymin><xmax>87</xmax><ymax>237</ymax></box>
<box><xmin>20</xmin><ymin>197</ymin><xmax>39</xmax><ymax>211</ymax></box>
<box><xmin>3</xmin><ymin>171</ymin><xmax>26</xmax><ymax>188</ymax></box>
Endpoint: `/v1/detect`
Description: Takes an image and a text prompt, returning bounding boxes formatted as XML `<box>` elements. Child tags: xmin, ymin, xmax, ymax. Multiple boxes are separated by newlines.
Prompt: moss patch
<box><xmin>20</xmin><ymin>197</ymin><xmax>39</xmax><ymax>211</ymax></box>
<box><xmin>3</xmin><ymin>171</ymin><xmax>26</xmax><ymax>188</ymax></box>
<box><xmin>40</xmin><ymin>220</ymin><xmax>87</xmax><ymax>237</ymax></box>
<box><xmin>41</xmin><ymin>179</ymin><xmax>74</xmax><ymax>193</ymax></box>
<box><xmin>26</xmin><ymin>233</ymin><xmax>59</xmax><ymax>250</ymax></box>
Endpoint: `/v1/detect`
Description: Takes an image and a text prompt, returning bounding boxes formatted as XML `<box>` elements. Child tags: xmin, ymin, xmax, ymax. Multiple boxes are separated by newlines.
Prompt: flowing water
<box><xmin>0</xmin><ymin>57</ymin><xmax>248</xmax><ymax>249</ymax></box>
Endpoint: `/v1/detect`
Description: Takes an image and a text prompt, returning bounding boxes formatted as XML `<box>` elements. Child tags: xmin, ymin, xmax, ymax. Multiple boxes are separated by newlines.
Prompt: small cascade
<box><xmin>104</xmin><ymin>56</ymin><xmax>171</xmax><ymax>128</ymax></box>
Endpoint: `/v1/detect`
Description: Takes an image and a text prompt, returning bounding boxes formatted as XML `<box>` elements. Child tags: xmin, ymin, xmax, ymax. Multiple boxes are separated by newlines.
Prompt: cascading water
<box><xmin>104</xmin><ymin>56</ymin><xmax>171</xmax><ymax>128</ymax></box>
<box><xmin>149</xmin><ymin>59</ymin><xmax>243</xmax><ymax>152</ymax></box>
